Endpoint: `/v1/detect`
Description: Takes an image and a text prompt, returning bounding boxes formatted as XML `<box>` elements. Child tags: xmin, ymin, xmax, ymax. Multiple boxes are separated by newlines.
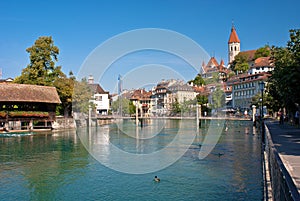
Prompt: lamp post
<box><xmin>259</xmin><ymin>81</ymin><xmax>265</xmax><ymax>141</ymax></box>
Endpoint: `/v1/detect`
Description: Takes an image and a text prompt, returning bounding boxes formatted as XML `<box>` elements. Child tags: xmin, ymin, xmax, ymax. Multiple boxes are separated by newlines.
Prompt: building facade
<box><xmin>231</xmin><ymin>72</ymin><xmax>269</xmax><ymax>111</ymax></box>
<box><xmin>88</xmin><ymin>75</ymin><xmax>110</xmax><ymax>115</ymax></box>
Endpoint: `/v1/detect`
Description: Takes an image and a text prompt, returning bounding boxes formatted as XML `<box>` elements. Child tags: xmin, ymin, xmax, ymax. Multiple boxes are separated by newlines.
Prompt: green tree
<box><xmin>254</xmin><ymin>45</ymin><xmax>271</xmax><ymax>59</ymax></box>
<box><xmin>170</xmin><ymin>98</ymin><xmax>181</xmax><ymax>116</ymax></box>
<box><xmin>180</xmin><ymin>99</ymin><xmax>196</xmax><ymax>116</ymax></box>
<box><xmin>211</xmin><ymin>87</ymin><xmax>225</xmax><ymax>109</ymax></box>
<box><xmin>72</xmin><ymin>78</ymin><xmax>94</xmax><ymax>114</ymax></box>
<box><xmin>14</xmin><ymin>36</ymin><xmax>64</xmax><ymax>86</ymax></box>
<box><xmin>204</xmin><ymin>72</ymin><xmax>220</xmax><ymax>84</ymax></box>
<box><xmin>251</xmin><ymin>90</ymin><xmax>280</xmax><ymax>115</ymax></box>
<box><xmin>14</xmin><ymin>36</ymin><xmax>76</xmax><ymax>116</ymax></box>
<box><xmin>230</xmin><ymin>53</ymin><xmax>249</xmax><ymax>74</ymax></box>
<box><xmin>191</xmin><ymin>74</ymin><xmax>205</xmax><ymax>86</ymax></box>
<box><xmin>196</xmin><ymin>94</ymin><xmax>209</xmax><ymax>115</ymax></box>
<box><xmin>111</xmin><ymin>98</ymin><xmax>135</xmax><ymax>116</ymax></box>
<box><xmin>196</xmin><ymin>94</ymin><xmax>208</xmax><ymax>106</ymax></box>
<box><xmin>269</xmin><ymin>29</ymin><xmax>300</xmax><ymax>113</ymax></box>
<box><xmin>54</xmin><ymin>71</ymin><xmax>76</xmax><ymax>116</ymax></box>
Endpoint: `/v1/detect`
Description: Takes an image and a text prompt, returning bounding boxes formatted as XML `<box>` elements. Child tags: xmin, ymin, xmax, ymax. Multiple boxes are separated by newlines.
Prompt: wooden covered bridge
<box><xmin>0</xmin><ymin>83</ymin><xmax>61</xmax><ymax>132</ymax></box>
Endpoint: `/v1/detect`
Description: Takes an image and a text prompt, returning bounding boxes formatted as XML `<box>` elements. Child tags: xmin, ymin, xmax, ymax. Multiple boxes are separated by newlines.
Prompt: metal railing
<box><xmin>264</xmin><ymin>124</ymin><xmax>300</xmax><ymax>201</ymax></box>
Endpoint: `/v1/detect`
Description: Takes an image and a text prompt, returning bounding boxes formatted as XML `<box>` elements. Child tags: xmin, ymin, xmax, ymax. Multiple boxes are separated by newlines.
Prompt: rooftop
<box><xmin>0</xmin><ymin>83</ymin><xmax>61</xmax><ymax>104</ymax></box>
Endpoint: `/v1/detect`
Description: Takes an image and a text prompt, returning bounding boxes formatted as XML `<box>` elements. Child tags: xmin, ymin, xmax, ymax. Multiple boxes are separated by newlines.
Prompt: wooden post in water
<box><xmin>88</xmin><ymin>105</ymin><xmax>92</xmax><ymax>128</ymax></box>
<box><xmin>196</xmin><ymin>104</ymin><xmax>199</xmax><ymax>132</ymax></box>
<box><xmin>135</xmin><ymin>101</ymin><xmax>138</xmax><ymax>126</ymax></box>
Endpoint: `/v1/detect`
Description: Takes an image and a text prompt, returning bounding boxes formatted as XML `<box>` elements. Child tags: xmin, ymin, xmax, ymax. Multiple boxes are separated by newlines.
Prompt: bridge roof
<box><xmin>0</xmin><ymin>83</ymin><xmax>61</xmax><ymax>104</ymax></box>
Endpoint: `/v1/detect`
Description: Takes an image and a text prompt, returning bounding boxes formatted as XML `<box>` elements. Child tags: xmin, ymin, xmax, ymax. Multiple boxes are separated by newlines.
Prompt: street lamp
<box><xmin>259</xmin><ymin>81</ymin><xmax>265</xmax><ymax>141</ymax></box>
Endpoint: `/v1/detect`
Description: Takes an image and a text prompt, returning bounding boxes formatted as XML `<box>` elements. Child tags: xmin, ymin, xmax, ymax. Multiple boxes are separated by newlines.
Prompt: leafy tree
<box><xmin>196</xmin><ymin>94</ymin><xmax>209</xmax><ymax>115</ymax></box>
<box><xmin>111</xmin><ymin>98</ymin><xmax>135</xmax><ymax>116</ymax></box>
<box><xmin>180</xmin><ymin>99</ymin><xmax>197</xmax><ymax>116</ymax></box>
<box><xmin>191</xmin><ymin>74</ymin><xmax>205</xmax><ymax>86</ymax></box>
<box><xmin>227</xmin><ymin>71</ymin><xmax>236</xmax><ymax>79</ymax></box>
<box><xmin>196</xmin><ymin>94</ymin><xmax>208</xmax><ymax>105</ymax></box>
<box><xmin>72</xmin><ymin>78</ymin><xmax>94</xmax><ymax>114</ymax></box>
<box><xmin>204</xmin><ymin>72</ymin><xmax>220</xmax><ymax>84</ymax></box>
<box><xmin>230</xmin><ymin>53</ymin><xmax>249</xmax><ymax>74</ymax></box>
<box><xmin>251</xmin><ymin>90</ymin><xmax>280</xmax><ymax>115</ymax></box>
<box><xmin>170</xmin><ymin>98</ymin><xmax>181</xmax><ymax>115</ymax></box>
<box><xmin>14</xmin><ymin>36</ymin><xmax>64</xmax><ymax>86</ymax></box>
<box><xmin>14</xmin><ymin>36</ymin><xmax>76</xmax><ymax>116</ymax></box>
<box><xmin>269</xmin><ymin>29</ymin><xmax>300</xmax><ymax>113</ymax></box>
<box><xmin>54</xmin><ymin>71</ymin><xmax>76</xmax><ymax>116</ymax></box>
<box><xmin>211</xmin><ymin>87</ymin><xmax>225</xmax><ymax>109</ymax></box>
<box><xmin>254</xmin><ymin>45</ymin><xmax>271</xmax><ymax>59</ymax></box>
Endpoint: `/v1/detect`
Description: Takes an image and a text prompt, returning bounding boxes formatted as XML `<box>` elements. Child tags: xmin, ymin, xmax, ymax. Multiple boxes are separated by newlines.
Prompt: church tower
<box><xmin>228</xmin><ymin>24</ymin><xmax>240</xmax><ymax>64</ymax></box>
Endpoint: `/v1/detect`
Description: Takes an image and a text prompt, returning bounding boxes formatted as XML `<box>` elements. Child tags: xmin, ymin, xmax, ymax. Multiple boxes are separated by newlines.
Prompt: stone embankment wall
<box><xmin>52</xmin><ymin>117</ymin><xmax>76</xmax><ymax>129</ymax></box>
<box><xmin>53</xmin><ymin>115</ymin><xmax>114</xmax><ymax>129</ymax></box>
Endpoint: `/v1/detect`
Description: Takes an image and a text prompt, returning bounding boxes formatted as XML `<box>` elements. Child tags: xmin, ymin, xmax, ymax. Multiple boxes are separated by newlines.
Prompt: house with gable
<box><xmin>87</xmin><ymin>75</ymin><xmax>110</xmax><ymax>115</ymax></box>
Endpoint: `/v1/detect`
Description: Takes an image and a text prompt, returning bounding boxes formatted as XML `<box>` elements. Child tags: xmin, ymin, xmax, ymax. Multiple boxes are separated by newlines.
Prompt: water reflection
<box><xmin>0</xmin><ymin>120</ymin><xmax>263</xmax><ymax>200</ymax></box>
<box><xmin>0</xmin><ymin>130</ymin><xmax>89</xmax><ymax>201</ymax></box>
<box><xmin>77</xmin><ymin>119</ymin><xmax>198</xmax><ymax>174</ymax></box>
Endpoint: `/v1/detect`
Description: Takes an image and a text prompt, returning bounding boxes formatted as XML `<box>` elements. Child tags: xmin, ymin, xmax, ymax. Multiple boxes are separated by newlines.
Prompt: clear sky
<box><xmin>1</xmin><ymin>0</ymin><xmax>299</xmax><ymax>92</ymax></box>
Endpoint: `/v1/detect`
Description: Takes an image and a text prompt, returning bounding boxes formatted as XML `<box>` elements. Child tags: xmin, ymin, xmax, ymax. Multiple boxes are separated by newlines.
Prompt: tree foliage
<box><xmin>72</xmin><ymin>78</ymin><xmax>94</xmax><ymax>114</ymax></box>
<box><xmin>54</xmin><ymin>71</ymin><xmax>76</xmax><ymax>116</ymax></box>
<box><xmin>111</xmin><ymin>98</ymin><xmax>136</xmax><ymax>116</ymax></box>
<box><xmin>251</xmin><ymin>90</ymin><xmax>280</xmax><ymax>114</ymax></box>
<box><xmin>211</xmin><ymin>87</ymin><xmax>225</xmax><ymax>109</ymax></box>
<box><xmin>204</xmin><ymin>72</ymin><xmax>219</xmax><ymax>84</ymax></box>
<box><xmin>254</xmin><ymin>45</ymin><xmax>271</xmax><ymax>59</ymax></box>
<box><xmin>196</xmin><ymin>94</ymin><xmax>208</xmax><ymax>106</ymax></box>
<box><xmin>191</xmin><ymin>74</ymin><xmax>205</xmax><ymax>86</ymax></box>
<box><xmin>14</xmin><ymin>36</ymin><xmax>77</xmax><ymax>116</ymax></box>
<box><xmin>170</xmin><ymin>98</ymin><xmax>181</xmax><ymax>115</ymax></box>
<box><xmin>230</xmin><ymin>53</ymin><xmax>249</xmax><ymax>74</ymax></box>
<box><xmin>14</xmin><ymin>36</ymin><xmax>64</xmax><ymax>86</ymax></box>
<box><xmin>269</xmin><ymin>29</ymin><xmax>300</xmax><ymax>113</ymax></box>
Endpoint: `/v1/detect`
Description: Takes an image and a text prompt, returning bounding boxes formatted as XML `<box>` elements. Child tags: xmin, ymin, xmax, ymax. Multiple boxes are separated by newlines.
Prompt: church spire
<box><xmin>228</xmin><ymin>23</ymin><xmax>240</xmax><ymax>64</ymax></box>
<box><xmin>228</xmin><ymin>24</ymin><xmax>240</xmax><ymax>43</ymax></box>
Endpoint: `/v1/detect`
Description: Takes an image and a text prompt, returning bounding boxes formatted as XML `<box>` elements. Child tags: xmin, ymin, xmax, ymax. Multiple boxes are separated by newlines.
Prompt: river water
<box><xmin>0</xmin><ymin>119</ymin><xmax>262</xmax><ymax>201</ymax></box>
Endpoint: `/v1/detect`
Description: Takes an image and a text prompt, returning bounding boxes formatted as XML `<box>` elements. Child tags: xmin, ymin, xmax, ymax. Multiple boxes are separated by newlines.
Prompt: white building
<box><xmin>88</xmin><ymin>75</ymin><xmax>110</xmax><ymax>115</ymax></box>
<box><xmin>248</xmin><ymin>57</ymin><xmax>274</xmax><ymax>75</ymax></box>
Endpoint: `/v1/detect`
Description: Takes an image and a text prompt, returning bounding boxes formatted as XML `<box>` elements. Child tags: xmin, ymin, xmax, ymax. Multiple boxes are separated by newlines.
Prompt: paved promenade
<box><xmin>265</xmin><ymin>120</ymin><xmax>300</xmax><ymax>194</ymax></box>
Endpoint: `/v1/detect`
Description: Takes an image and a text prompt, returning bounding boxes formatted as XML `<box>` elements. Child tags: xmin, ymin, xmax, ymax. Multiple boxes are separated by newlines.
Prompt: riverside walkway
<box><xmin>265</xmin><ymin>120</ymin><xmax>300</xmax><ymax>200</ymax></box>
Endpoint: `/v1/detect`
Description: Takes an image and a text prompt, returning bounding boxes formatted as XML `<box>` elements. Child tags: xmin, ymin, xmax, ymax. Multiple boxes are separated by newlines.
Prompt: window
<box><xmin>96</xmin><ymin>96</ymin><xmax>102</xmax><ymax>101</ymax></box>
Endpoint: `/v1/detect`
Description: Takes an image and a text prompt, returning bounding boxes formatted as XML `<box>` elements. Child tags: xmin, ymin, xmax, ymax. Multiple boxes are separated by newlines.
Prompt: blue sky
<box><xmin>1</xmin><ymin>0</ymin><xmax>299</xmax><ymax>92</ymax></box>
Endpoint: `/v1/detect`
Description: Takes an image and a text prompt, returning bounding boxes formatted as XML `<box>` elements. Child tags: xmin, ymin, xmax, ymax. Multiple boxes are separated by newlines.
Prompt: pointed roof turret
<box><xmin>220</xmin><ymin>59</ymin><xmax>225</xmax><ymax>66</ymax></box>
<box><xmin>228</xmin><ymin>25</ymin><xmax>240</xmax><ymax>44</ymax></box>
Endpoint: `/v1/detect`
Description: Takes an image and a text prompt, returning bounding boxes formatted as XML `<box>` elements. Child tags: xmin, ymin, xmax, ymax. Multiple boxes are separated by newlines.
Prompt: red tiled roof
<box><xmin>220</xmin><ymin>59</ymin><xmax>225</xmax><ymax>66</ymax></box>
<box><xmin>207</xmin><ymin>57</ymin><xmax>219</xmax><ymax>67</ymax></box>
<box><xmin>232</xmin><ymin>72</ymin><xmax>271</xmax><ymax>85</ymax></box>
<box><xmin>130</xmin><ymin>89</ymin><xmax>152</xmax><ymax>100</ymax></box>
<box><xmin>253</xmin><ymin>57</ymin><xmax>272</xmax><ymax>67</ymax></box>
<box><xmin>239</xmin><ymin>50</ymin><xmax>256</xmax><ymax>61</ymax></box>
<box><xmin>228</xmin><ymin>26</ymin><xmax>240</xmax><ymax>43</ymax></box>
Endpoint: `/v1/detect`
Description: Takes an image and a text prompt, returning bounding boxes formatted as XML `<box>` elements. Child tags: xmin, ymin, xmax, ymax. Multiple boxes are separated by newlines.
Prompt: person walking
<box><xmin>295</xmin><ymin>110</ymin><xmax>299</xmax><ymax>127</ymax></box>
